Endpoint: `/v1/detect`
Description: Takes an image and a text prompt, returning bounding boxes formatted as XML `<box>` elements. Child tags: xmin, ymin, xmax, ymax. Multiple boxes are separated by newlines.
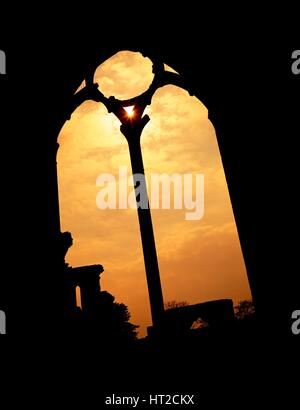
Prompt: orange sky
<box><xmin>57</xmin><ymin>51</ymin><xmax>251</xmax><ymax>337</ymax></box>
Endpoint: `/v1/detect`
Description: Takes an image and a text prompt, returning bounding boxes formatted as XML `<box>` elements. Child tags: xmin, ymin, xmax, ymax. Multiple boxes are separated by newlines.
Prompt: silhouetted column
<box><xmin>73</xmin><ymin>265</ymin><xmax>103</xmax><ymax>318</ymax></box>
<box><xmin>121</xmin><ymin>118</ymin><xmax>164</xmax><ymax>328</ymax></box>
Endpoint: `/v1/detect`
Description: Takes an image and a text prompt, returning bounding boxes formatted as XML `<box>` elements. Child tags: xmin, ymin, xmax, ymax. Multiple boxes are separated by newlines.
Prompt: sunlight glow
<box><xmin>124</xmin><ymin>105</ymin><xmax>135</xmax><ymax>117</ymax></box>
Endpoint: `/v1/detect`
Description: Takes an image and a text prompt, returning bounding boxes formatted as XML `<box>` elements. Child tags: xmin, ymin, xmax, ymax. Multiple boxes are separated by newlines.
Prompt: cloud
<box><xmin>94</xmin><ymin>51</ymin><xmax>154</xmax><ymax>99</ymax></box>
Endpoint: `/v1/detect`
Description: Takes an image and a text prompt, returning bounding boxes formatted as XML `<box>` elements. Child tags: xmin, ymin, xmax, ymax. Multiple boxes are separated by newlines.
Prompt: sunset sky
<box><xmin>57</xmin><ymin>51</ymin><xmax>251</xmax><ymax>337</ymax></box>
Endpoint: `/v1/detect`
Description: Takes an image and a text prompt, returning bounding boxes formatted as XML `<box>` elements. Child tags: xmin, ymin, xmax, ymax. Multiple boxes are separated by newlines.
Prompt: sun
<box><xmin>123</xmin><ymin>105</ymin><xmax>135</xmax><ymax>118</ymax></box>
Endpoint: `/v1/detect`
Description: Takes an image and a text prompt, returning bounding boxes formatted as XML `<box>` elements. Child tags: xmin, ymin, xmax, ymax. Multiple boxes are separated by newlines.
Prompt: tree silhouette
<box><xmin>234</xmin><ymin>300</ymin><xmax>255</xmax><ymax>320</ymax></box>
<box><xmin>113</xmin><ymin>302</ymin><xmax>139</xmax><ymax>341</ymax></box>
<box><xmin>96</xmin><ymin>291</ymin><xmax>139</xmax><ymax>342</ymax></box>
